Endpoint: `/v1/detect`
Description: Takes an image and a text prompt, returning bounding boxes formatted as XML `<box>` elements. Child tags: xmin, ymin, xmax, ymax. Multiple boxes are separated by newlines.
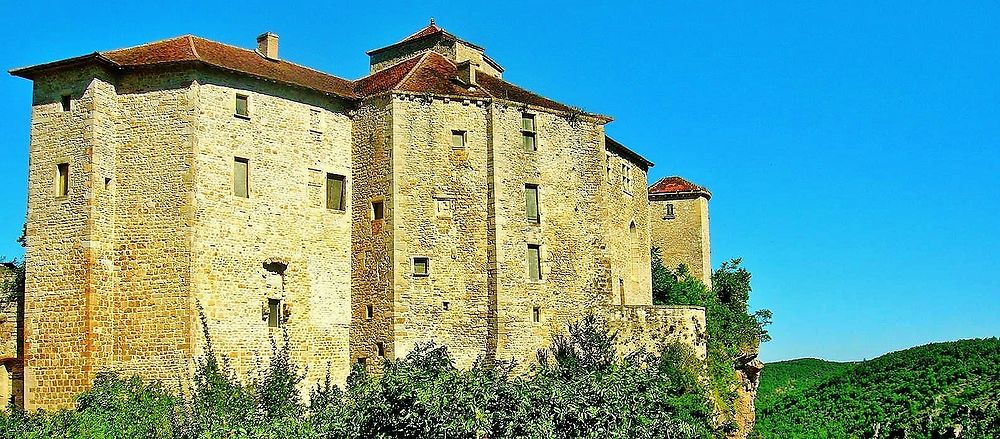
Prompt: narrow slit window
<box><xmin>527</xmin><ymin>244</ymin><xmax>542</xmax><ymax>281</ymax></box>
<box><xmin>235</xmin><ymin>94</ymin><xmax>249</xmax><ymax>117</ymax></box>
<box><xmin>56</xmin><ymin>163</ymin><xmax>69</xmax><ymax>197</ymax></box>
<box><xmin>532</xmin><ymin>307</ymin><xmax>541</xmax><ymax>323</ymax></box>
<box><xmin>521</xmin><ymin>113</ymin><xmax>536</xmax><ymax>151</ymax></box>
<box><xmin>372</xmin><ymin>200</ymin><xmax>384</xmax><ymax>220</ymax></box>
<box><xmin>413</xmin><ymin>257</ymin><xmax>429</xmax><ymax>277</ymax></box>
<box><xmin>326</xmin><ymin>174</ymin><xmax>346</xmax><ymax>210</ymax></box>
<box><xmin>451</xmin><ymin>130</ymin><xmax>466</xmax><ymax>148</ymax></box>
<box><xmin>524</xmin><ymin>184</ymin><xmax>540</xmax><ymax>224</ymax></box>
<box><xmin>267</xmin><ymin>299</ymin><xmax>281</xmax><ymax>328</ymax></box>
<box><xmin>664</xmin><ymin>203</ymin><xmax>675</xmax><ymax>219</ymax></box>
<box><xmin>376</xmin><ymin>342</ymin><xmax>385</xmax><ymax>357</ymax></box>
<box><xmin>234</xmin><ymin>158</ymin><xmax>249</xmax><ymax>198</ymax></box>
<box><xmin>365</xmin><ymin>304</ymin><xmax>374</xmax><ymax>319</ymax></box>
<box><xmin>60</xmin><ymin>95</ymin><xmax>71</xmax><ymax>112</ymax></box>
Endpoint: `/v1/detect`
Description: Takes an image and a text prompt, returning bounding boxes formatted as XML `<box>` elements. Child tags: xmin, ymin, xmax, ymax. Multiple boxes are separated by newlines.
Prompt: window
<box><xmin>61</xmin><ymin>95</ymin><xmax>71</xmax><ymax>112</ymax></box>
<box><xmin>372</xmin><ymin>200</ymin><xmax>384</xmax><ymax>220</ymax></box>
<box><xmin>235</xmin><ymin>94</ymin><xmax>249</xmax><ymax>118</ymax></box>
<box><xmin>56</xmin><ymin>163</ymin><xmax>69</xmax><ymax>197</ymax></box>
<box><xmin>621</xmin><ymin>163</ymin><xmax>632</xmax><ymax>190</ymax></box>
<box><xmin>521</xmin><ymin>113</ymin><xmax>536</xmax><ymax>151</ymax></box>
<box><xmin>326</xmin><ymin>174</ymin><xmax>346</xmax><ymax>210</ymax></box>
<box><xmin>365</xmin><ymin>304</ymin><xmax>374</xmax><ymax>320</ymax></box>
<box><xmin>664</xmin><ymin>203</ymin><xmax>675</xmax><ymax>219</ymax></box>
<box><xmin>451</xmin><ymin>130</ymin><xmax>466</xmax><ymax>148</ymax></box>
<box><xmin>606</xmin><ymin>153</ymin><xmax>613</xmax><ymax>182</ymax></box>
<box><xmin>357</xmin><ymin>357</ymin><xmax>367</xmax><ymax>365</ymax></box>
<box><xmin>527</xmin><ymin>244</ymin><xmax>542</xmax><ymax>281</ymax></box>
<box><xmin>532</xmin><ymin>307</ymin><xmax>541</xmax><ymax>323</ymax></box>
<box><xmin>376</xmin><ymin>342</ymin><xmax>385</xmax><ymax>357</ymax></box>
<box><xmin>435</xmin><ymin>198</ymin><xmax>453</xmax><ymax>218</ymax></box>
<box><xmin>524</xmin><ymin>184</ymin><xmax>540</xmax><ymax>224</ymax></box>
<box><xmin>442</xmin><ymin>301</ymin><xmax>450</xmax><ymax>310</ymax></box>
<box><xmin>234</xmin><ymin>158</ymin><xmax>249</xmax><ymax>198</ymax></box>
<box><xmin>267</xmin><ymin>299</ymin><xmax>281</xmax><ymax>328</ymax></box>
<box><xmin>413</xmin><ymin>257</ymin><xmax>429</xmax><ymax>277</ymax></box>
<box><xmin>310</xmin><ymin>109</ymin><xmax>322</xmax><ymax>132</ymax></box>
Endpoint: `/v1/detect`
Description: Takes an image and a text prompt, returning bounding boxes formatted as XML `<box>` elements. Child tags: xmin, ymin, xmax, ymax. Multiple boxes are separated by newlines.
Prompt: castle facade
<box><xmin>6</xmin><ymin>22</ymin><xmax>712</xmax><ymax>410</ymax></box>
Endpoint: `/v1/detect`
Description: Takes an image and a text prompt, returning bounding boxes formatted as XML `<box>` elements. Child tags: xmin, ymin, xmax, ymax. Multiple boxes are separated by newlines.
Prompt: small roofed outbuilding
<box><xmin>648</xmin><ymin>176</ymin><xmax>711</xmax><ymax>201</ymax></box>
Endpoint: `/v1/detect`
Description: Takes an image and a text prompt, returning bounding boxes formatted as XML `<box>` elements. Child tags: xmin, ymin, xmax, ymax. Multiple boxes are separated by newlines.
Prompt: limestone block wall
<box><xmin>111</xmin><ymin>70</ymin><xmax>198</xmax><ymax>387</ymax></box>
<box><xmin>190</xmin><ymin>72</ymin><xmax>354</xmax><ymax>386</ymax></box>
<box><xmin>599</xmin><ymin>305</ymin><xmax>707</xmax><ymax>361</ymax></box>
<box><xmin>389</xmin><ymin>95</ymin><xmax>492</xmax><ymax>368</ymax></box>
<box><xmin>489</xmin><ymin>103</ymin><xmax>610</xmax><ymax>367</ymax></box>
<box><xmin>351</xmin><ymin>96</ymin><xmax>395</xmax><ymax>365</ymax></box>
<box><xmin>603</xmin><ymin>147</ymin><xmax>653</xmax><ymax>306</ymax></box>
<box><xmin>650</xmin><ymin>196</ymin><xmax>711</xmax><ymax>286</ymax></box>
<box><xmin>23</xmin><ymin>66</ymin><xmax>120</xmax><ymax>409</ymax></box>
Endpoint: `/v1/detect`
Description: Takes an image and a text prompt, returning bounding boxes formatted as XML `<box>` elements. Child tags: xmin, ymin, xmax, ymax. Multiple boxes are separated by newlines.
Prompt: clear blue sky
<box><xmin>1</xmin><ymin>1</ymin><xmax>997</xmax><ymax>363</ymax></box>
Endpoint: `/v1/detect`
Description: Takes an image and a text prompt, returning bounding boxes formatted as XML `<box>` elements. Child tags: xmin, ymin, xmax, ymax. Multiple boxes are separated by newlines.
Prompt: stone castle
<box><xmin>4</xmin><ymin>22</ymin><xmax>714</xmax><ymax>410</ymax></box>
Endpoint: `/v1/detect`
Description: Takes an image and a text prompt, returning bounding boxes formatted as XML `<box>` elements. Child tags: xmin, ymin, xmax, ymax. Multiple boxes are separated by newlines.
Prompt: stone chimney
<box><xmin>457</xmin><ymin>60</ymin><xmax>480</xmax><ymax>86</ymax></box>
<box><xmin>257</xmin><ymin>32</ymin><xmax>279</xmax><ymax>60</ymax></box>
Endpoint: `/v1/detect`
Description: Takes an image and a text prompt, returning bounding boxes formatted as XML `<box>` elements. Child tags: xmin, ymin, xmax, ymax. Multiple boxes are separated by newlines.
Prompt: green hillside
<box><xmin>756</xmin><ymin>357</ymin><xmax>854</xmax><ymax>410</ymax></box>
<box><xmin>754</xmin><ymin>338</ymin><xmax>1000</xmax><ymax>438</ymax></box>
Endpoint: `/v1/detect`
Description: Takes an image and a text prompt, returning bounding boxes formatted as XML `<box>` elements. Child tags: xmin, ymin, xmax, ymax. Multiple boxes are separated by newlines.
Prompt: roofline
<box><xmin>9</xmin><ymin>52</ymin><xmax>119</xmax><ymax>79</ymax></box>
<box><xmin>648</xmin><ymin>190</ymin><xmax>711</xmax><ymax>201</ymax></box>
<box><xmin>606</xmin><ymin>136</ymin><xmax>654</xmax><ymax>168</ymax></box>
<box><xmin>366</xmin><ymin>29</ymin><xmax>486</xmax><ymax>56</ymax></box>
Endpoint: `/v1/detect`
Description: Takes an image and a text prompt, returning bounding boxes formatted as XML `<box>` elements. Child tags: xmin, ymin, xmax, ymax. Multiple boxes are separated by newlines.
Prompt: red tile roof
<box><xmin>399</xmin><ymin>21</ymin><xmax>444</xmax><ymax>44</ymax></box>
<box><xmin>11</xmin><ymin>35</ymin><xmax>356</xmax><ymax>99</ymax></box>
<box><xmin>648</xmin><ymin>176</ymin><xmax>711</xmax><ymax>199</ymax></box>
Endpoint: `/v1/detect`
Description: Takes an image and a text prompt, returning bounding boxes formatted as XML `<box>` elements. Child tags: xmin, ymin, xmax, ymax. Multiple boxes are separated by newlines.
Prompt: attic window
<box><xmin>60</xmin><ymin>95</ymin><xmax>71</xmax><ymax>112</ymax></box>
<box><xmin>235</xmin><ymin>94</ymin><xmax>249</xmax><ymax>118</ymax></box>
<box><xmin>521</xmin><ymin>113</ymin><xmax>536</xmax><ymax>152</ymax></box>
<box><xmin>664</xmin><ymin>203</ymin><xmax>675</xmax><ymax>220</ymax></box>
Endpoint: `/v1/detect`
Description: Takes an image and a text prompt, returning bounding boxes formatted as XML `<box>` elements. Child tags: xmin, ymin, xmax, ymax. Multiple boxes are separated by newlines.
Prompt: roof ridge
<box><xmin>188</xmin><ymin>35</ymin><xmax>353</xmax><ymax>84</ymax></box>
<box><xmin>100</xmin><ymin>34</ymin><xmax>193</xmax><ymax>56</ymax></box>
<box><xmin>187</xmin><ymin>35</ymin><xmax>199</xmax><ymax>59</ymax></box>
<box><xmin>395</xmin><ymin>51</ymin><xmax>433</xmax><ymax>91</ymax></box>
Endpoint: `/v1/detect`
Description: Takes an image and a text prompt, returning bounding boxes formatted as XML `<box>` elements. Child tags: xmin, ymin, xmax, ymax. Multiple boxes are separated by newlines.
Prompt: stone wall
<box><xmin>599</xmin><ymin>305</ymin><xmax>707</xmax><ymax>361</ymax></box>
<box><xmin>190</xmin><ymin>71</ymin><xmax>355</xmax><ymax>387</ymax></box>
<box><xmin>604</xmin><ymin>147</ymin><xmax>654</xmax><ymax>306</ymax></box>
<box><xmin>390</xmin><ymin>95</ymin><xmax>493</xmax><ymax>368</ymax></box>
<box><xmin>650</xmin><ymin>196</ymin><xmax>712</xmax><ymax>287</ymax></box>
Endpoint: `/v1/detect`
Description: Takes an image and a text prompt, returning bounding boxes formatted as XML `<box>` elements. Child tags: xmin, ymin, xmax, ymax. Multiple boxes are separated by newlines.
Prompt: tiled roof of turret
<box><xmin>649</xmin><ymin>176</ymin><xmax>711</xmax><ymax>199</ymax></box>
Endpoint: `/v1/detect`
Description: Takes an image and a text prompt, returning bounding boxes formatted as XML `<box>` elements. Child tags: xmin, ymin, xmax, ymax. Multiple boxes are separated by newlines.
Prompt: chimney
<box><xmin>257</xmin><ymin>32</ymin><xmax>279</xmax><ymax>60</ymax></box>
<box><xmin>457</xmin><ymin>60</ymin><xmax>480</xmax><ymax>86</ymax></box>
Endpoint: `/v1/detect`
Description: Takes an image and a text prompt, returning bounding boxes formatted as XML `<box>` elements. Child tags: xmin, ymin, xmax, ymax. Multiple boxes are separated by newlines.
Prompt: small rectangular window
<box><xmin>532</xmin><ymin>307</ymin><xmax>541</xmax><ymax>323</ymax></box>
<box><xmin>235</xmin><ymin>94</ymin><xmax>249</xmax><ymax>117</ymax></box>
<box><xmin>527</xmin><ymin>244</ymin><xmax>542</xmax><ymax>281</ymax></box>
<box><xmin>357</xmin><ymin>357</ymin><xmax>367</xmax><ymax>365</ymax></box>
<box><xmin>56</xmin><ymin>163</ymin><xmax>69</xmax><ymax>197</ymax></box>
<box><xmin>621</xmin><ymin>163</ymin><xmax>632</xmax><ymax>190</ymax></box>
<box><xmin>521</xmin><ymin>113</ymin><xmax>536</xmax><ymax>152</ymax></box>
<box><xmin>372</xmin><ymin>200</ymin><xmax>384</xmax><ymax>220</ymax></box>
<box><xmin>376</xmin><ymin>342</ymin><xmax>385</xmax><ymax>357</ymax></box>
<box><xmin>365</xmin><ymin>304</ymin><xmax>374</xmax><ymax>320</ymax></box>
<box><xmin>326</xmin><ymin>174</ymin><xmax>346</xmax><ymax>210</ymax></box>
<box><xmin>451</xmin><ymin>130</ymin><xmax>466</xmax><ymax>148</ymax></box>
<box><xmin>524</xmin><ymin>184</ymin><xmax>540</xmax><ymax>224</ymax></box>
<box><xmin>413</xmin><ymin>257</ymin><xmax>429</xmax><ymax>277</ymax></box>
<box><xmin>234</xmin><ymin>158</ymin><xmax>249</xmax><ymax>198</ymax></box>
<box><xmin>442</xmin><ymin>301</ymin><xmax>450</xmax><ymax>310</ymax></box>
<box><xmin>267</xmin><ymin>299</ymin><xmax>281</xmax><ymax>328</ymax></box>
<box><xmin>664</xmin><ymin>203</ymin><xmax>675</xmax><ymax>219</ymax></box>
<box><xmin>61</xmin><ymin>95</ymin><xmax>71</xmax><ymax>112</ymax></box>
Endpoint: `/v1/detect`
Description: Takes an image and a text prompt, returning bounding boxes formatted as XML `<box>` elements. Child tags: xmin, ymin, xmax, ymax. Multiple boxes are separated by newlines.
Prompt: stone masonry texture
<box><xmin>9</xmin><ymin>24</ymin><xmax>713</xmax><ymax>410</ymax></box>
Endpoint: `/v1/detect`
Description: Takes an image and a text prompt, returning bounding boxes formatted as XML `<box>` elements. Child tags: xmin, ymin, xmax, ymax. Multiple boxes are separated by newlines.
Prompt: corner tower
<box><xmin>648</xmin><ymin>177</ymin><xmax>712</xmax><ymax>287</ymax></box>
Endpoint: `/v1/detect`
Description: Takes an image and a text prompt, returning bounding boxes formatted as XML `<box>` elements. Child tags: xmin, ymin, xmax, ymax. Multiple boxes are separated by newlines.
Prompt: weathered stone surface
<box><xmin>13</xmin><ymin>29</ymin><xmax>715</xmax><ymax>410</ymax></box>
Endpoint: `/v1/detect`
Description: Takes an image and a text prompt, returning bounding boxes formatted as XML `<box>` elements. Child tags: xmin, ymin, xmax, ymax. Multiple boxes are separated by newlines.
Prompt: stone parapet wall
<box><xmin>598</xmin><ymin>305</ymin><xmax>707</xmax><ymax>360</ymax></box>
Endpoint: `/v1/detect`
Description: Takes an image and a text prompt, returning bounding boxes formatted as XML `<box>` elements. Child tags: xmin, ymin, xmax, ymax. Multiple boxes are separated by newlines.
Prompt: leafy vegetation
<box><xmin>754</xmin><ymin>338</ymin><xmax>1000</xmax><ymax>438</ymax></box>
<box><xmin>651</xmin><ymin>248</ymin><xmax>771</xmax><ymax>421</ymax></box>
<box><xmin>0</xmin><ymin>314</ymin><xmax>722</xmax><ymax>438</ymax></box>
<box><xmin>755</xmin><ymin>357</ymin><xmax>854</xmax><ymax>410</ymax></box>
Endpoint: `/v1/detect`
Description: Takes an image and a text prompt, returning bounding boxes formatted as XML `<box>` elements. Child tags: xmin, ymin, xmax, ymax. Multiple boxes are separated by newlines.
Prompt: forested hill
<box><xmin>754</xmin><ymin>338</ymin><xmax>1000</xmax><ymax>438</ymax></box>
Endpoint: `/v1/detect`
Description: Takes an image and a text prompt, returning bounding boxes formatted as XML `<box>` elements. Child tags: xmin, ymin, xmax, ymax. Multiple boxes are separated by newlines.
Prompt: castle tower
<box><xmin>648</xmin><ymin>177</ymin><xmax>712</xmax><ymax>288</ymax></box>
